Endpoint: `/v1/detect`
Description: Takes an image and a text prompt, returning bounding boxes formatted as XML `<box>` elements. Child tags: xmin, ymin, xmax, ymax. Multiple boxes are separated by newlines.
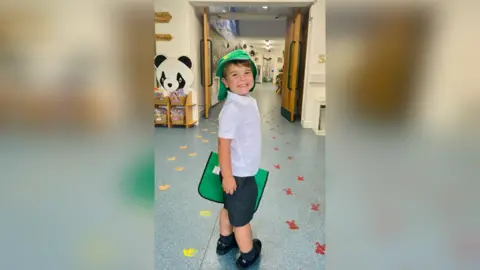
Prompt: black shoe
<box><xmin>236</xmin><ymin>239</ymin><xmax>262</xmax><ymax>269</ymax></box>
<box><xmin>216</xmin><ymin>235</ymin><xmax>238</xmax><ymax>255</ymax></box>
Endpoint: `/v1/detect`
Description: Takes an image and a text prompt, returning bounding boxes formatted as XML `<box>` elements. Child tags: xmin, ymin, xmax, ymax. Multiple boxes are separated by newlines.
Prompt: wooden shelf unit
<box><xmin>154</xmin><ymin>102</ymin><xmax>170</xmax><ymax>127</ymax></box>
<box><xmin>154</xmin><ymin>91</ymin><xmax>197</xmax><ymax>128</ymax></box>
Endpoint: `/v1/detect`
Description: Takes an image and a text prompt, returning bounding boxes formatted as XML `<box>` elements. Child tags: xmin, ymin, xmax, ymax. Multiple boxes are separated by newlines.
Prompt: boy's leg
<box><xmin>219</xmin><ymin>207</ymin><xmax>233</xmax><ymax>236</ymax></box>
<box><xmin>216</xmin><ymin>174</ymin><xmax>238</xmax><ymax>255</ymax></box>
<box><xmin>216</xmin><ymin>207</ymin><xmax>238</xmax><ymax>255</ymax></box>
<box><xmin>225</xmin><ymin>176</ymin><xmax>261</xmax><ymax>268</ymax></box>
<box><xmin>233</xmin><ymin>223</ymin><xmax>253</xmax><ymax>252</ymax></box>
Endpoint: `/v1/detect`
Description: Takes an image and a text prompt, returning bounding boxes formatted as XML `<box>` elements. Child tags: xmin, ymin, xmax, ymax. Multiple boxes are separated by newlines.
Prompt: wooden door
<box><xmin>281</xmin><ymin>10</ymin><xmax>303</xmax><ymax>122</ymax></box>
<box><xmin>201</xmin><ymin>8</ymin><xmax>213</xmax><ymax>118</ymax></box>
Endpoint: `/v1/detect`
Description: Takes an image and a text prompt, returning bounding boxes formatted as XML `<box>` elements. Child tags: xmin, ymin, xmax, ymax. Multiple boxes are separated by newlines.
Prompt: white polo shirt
<box><xmin>218</xmin><ymin>91</ymin><xmax>261</xmax><ymax>177</ymax></box>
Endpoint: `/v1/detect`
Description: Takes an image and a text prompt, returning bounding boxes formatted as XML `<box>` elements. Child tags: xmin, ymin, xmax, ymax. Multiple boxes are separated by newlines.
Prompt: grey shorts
<box><xmin>220</xmin><ymin>174</ymin><xmax>258</xmax><ymax>227</ymax></box>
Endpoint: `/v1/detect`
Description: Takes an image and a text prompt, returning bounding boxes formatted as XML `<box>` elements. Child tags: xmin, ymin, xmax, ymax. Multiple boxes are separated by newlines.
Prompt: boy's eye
<box><xmin>245</xmin><ymin>71</ymin><xmax>251</xmax><ymax>74</ymax></box>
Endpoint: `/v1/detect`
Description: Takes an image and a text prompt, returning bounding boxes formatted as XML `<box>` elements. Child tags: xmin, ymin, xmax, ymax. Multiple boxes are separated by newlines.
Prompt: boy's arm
<box><xmin>218</xmin><ymin>138</ymin><xmax>233</xmax><ymax>178</ymax></box>
<box><xmin>217</xmin><ymin>105</ymin><xmax>238</xmax><ymax>179</ymax></box>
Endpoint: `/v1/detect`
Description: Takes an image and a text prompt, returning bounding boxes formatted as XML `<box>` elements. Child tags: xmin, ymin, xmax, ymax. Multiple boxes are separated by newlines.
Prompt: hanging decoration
<box><xmin>209</xmin><ymin>7</ymin><xmax>239</xmax><ymax>41</ymax></box>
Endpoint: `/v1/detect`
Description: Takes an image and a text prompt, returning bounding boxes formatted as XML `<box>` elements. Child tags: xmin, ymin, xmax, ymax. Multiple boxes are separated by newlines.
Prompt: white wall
<box><xmin>188</xmin><ymin>6</ymin><xmax>204</xmax><ymax>109</ymax></box>
<box><xmin>155</xmin><ymin>1</ymin><xmax>191</xmax><ymax>58</ymax></box>
<box><xmin>154</xmin><ymin>0</ymin><xmax>203</xmax><ymax>121</ymax></box>
<box><xmin>300</xmin><ymin>0</ymin><xmax>326</xmax><ymax>129</ymax></box>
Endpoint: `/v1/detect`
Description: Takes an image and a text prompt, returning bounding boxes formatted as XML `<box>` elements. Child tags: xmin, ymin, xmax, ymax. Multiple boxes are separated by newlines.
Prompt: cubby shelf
<box><xmin>154</xmin><ymin>90</ymin><xmax>197</xmax><ymax>128</ymax></box>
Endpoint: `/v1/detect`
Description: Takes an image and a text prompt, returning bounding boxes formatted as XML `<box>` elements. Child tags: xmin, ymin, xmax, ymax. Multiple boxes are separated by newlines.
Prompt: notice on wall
<box><xmin>155</xmin><ymin>34</ymin><xmax>173</xmax><ymax>41</ymax></box>
<box><xmin>155</xmin><ymin>12</ymin><xmax>172</xmax><ymax>23</ymax></box>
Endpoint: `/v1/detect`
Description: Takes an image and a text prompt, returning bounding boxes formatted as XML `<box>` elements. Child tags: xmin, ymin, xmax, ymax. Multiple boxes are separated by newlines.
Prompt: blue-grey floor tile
<box><xmin>156</xmin><ymin>84</ymin><xmax>325</xmax><ymax>270</ymax></box>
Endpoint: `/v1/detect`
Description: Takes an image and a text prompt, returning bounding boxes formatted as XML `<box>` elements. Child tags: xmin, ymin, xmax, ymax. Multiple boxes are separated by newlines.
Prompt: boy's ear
<box><xmin>221</xmin><ymin>77</ymin><xmax>228</xmax><ymax>88</ymax></box>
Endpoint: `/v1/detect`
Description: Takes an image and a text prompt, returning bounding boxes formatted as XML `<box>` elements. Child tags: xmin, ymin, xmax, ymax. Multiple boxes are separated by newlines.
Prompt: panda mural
<box><xmin>154</xmin><ymin>54</ymin><xmax>194</xmax><ymax>97</ymax></box>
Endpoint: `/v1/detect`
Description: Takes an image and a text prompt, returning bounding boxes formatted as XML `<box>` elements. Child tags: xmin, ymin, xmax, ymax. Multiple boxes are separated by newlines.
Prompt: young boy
<box><xmin>215</xmin><ymin>50</ymin><xmax>262</xmax><ymax>269</ymax></box>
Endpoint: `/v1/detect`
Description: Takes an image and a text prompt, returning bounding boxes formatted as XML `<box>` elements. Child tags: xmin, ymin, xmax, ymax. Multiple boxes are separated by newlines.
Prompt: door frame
<box><xmin>201</xmin><ymin>7</ymin><xmax>212</xmax><ymax>118</ymax></box>
<box><xmin>281</xmin><ymin>9</ymin><xmax>303</xmax><ymax>122</ymax></box>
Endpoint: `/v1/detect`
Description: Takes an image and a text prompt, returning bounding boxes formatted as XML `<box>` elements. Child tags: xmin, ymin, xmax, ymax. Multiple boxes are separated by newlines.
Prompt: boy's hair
<box><xmin>222</xmin><ymin>60</ymin><xmax>252</xmax><ymax>78</ymax></box>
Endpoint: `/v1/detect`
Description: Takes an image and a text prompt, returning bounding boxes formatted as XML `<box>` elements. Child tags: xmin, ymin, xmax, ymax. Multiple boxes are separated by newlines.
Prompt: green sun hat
<box><xmin>216</xmin><ymin>49</ymin><xmax>257</xmax><ymax>101</ymax></box>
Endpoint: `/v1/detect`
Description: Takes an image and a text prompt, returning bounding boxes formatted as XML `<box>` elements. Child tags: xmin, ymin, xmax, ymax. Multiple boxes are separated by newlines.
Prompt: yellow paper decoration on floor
<box><xmin>183</xmin><ymin>248</ymin><xmax>197</xmax><ymax>257</ymax></box>
<box><xmin>199</xmin><ymin>210</ymin><xmax>211</xmax><ymax>216</ymax></box>
<box><xmin>158</xmin><ymin>185</ymin><xmax>170</xmax><ymax>191</ymax></box>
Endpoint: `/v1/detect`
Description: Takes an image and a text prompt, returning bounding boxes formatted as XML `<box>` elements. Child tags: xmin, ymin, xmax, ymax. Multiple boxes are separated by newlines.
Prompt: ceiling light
<box><xmin>262</xmin><ymin>6</ymin><xmax>268</xmax><ymax>9</ymax></box>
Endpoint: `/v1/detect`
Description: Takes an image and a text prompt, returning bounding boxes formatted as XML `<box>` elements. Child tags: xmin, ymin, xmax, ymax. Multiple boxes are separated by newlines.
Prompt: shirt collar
<box><xmin>226</xmin><ymin>91</ymin><xmax>251</xmax><ymax>103</ymax></box>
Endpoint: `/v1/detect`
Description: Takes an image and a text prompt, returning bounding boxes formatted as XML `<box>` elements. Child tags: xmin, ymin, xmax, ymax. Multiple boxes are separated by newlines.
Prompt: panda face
<box><xmin>159</xmin><ymin>71</ymin><xmax>187</xmax><ymax>92</ymax></box>
<box><xmin>154</xmin><ymin>55</ymin><xmax>194</xmax><ymax>94</ymax></box>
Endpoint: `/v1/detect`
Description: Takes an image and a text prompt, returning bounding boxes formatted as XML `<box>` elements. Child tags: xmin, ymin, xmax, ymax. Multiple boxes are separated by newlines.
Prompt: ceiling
<box><xmin>237</xmin><ymin>20</ymin><xmax>286</xmax><ymax>39</ymax></box>
<box><xmin>196</xmin><ymin>5</ymin><xmax>300</xmax><ymax>48</ymax></box>
<box><xmin>196</xmin><ymin>5</ymin><xmax>309</xmax><ymax>20</ymax></box>
<box><xmin>191</xmin><ymin>1</ymin><xmax>313</xmax><ymax>8</ymax></box>
<box><xmin>239</xmin><ymin>38</ymin><xmax>285</xmax><ymax>51</ymax></box>
<box><xmin>208</xmin><ymin>6</ymin><xmax>295</xmax><ymax>20</ymax></box>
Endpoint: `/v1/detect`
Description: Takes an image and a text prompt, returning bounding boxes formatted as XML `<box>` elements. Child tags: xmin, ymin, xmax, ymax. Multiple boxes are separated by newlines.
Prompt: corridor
<box><xmin>155</xmin><ymin>84</ymin><xmax>325</xmax><ymax>269</ymax></box>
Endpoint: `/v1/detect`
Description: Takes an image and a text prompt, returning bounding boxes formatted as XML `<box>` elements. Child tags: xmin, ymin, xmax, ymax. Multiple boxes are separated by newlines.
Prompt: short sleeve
<box><xmin>218</xmin><ymin>104</ymin><xmax>240</xmax><ymax>139</ymax></box>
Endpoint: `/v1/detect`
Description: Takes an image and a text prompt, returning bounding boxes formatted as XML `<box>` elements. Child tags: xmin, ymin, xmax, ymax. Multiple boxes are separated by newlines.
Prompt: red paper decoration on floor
<box><xmin>315</xmin><ymin>242</ymin><xmax>326</xmax><ymax>255</ymax></box>
<box><xmin>286</xmin><ymin>220</ymin><xmax>299</xmax><ymax>230</ymax></box>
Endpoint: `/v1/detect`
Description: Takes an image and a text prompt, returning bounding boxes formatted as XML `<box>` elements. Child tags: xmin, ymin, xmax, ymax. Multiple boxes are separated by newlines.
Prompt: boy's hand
<box><xmin>222</xmin><ymin>176</ymin><xmax>237</xmax><ymax>195</ymax></box>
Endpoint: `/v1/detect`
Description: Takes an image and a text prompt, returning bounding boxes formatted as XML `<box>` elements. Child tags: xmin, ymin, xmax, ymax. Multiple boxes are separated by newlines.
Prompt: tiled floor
<box><xmin>155</xmin><ymin>84</ymin><xmax>325</xmax><ymax>270</ymax></box>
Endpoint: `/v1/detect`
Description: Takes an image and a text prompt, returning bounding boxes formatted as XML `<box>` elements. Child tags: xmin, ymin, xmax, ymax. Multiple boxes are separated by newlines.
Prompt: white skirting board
<box><xmin>308</xmin><ymin>73</ymin><xmax>325</xmax><ymax>85</ymax></box>
<box><xmin>315</xmin><ymin>129</ymin><xmax>325</xmax><ymax>136</ymax></box>
<box><xmin>301</xmin><ymin>120</ymin><xmax>315</xmax><ymax>129</ymax></box>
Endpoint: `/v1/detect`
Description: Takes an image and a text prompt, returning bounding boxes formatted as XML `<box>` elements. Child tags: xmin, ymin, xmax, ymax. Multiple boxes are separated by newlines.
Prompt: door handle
<box><xmin>287</xmin><ymin>41</ymin><xmax>295</xmax><ymax>91</ymax></box>
<box><xmin>296</xmin><ymin>41</ymin><xmax>303</xmax><ymax>88</ymax></box>
<box><xmin>208</xmin><ymin>39</ymin><xmax>213</xmax><ymax>87</ymax></box>
<box><xmin>200</xmin><ymin>39</ymin><xmax>205</xmax><ymax>87</ymax></box>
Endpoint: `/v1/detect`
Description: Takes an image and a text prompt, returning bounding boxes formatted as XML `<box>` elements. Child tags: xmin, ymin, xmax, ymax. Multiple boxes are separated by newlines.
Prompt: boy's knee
<box><xmin>233</xmin><ymin>223</ymin><xmax>250</xmax><ymax>230</ymax></box>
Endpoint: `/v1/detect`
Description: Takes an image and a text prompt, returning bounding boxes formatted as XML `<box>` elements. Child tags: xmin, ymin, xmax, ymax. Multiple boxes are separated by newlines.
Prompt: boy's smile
<box><xmin>222</xmin><ymin>64</ymin><xmax>254</xmax><ymax>96</ymax></box>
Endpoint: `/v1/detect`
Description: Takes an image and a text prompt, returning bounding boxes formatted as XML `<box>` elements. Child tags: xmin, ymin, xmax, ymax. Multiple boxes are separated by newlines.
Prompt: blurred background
<box><xmin>0</xmin><ymin>1</ymin><xmax>154</xmax><ymax>270</ymax></box>
<box><xmin>325</xmin><ymin>1</ymin><xmax>480</xmax><ymax>269</ymax></box>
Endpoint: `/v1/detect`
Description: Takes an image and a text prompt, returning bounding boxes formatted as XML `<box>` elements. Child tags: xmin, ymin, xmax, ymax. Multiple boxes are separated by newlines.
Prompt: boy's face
<box><xmin>222</xmin><ymin>62</ymin><xmax>254</xmax><ymax>96</ymax></box>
